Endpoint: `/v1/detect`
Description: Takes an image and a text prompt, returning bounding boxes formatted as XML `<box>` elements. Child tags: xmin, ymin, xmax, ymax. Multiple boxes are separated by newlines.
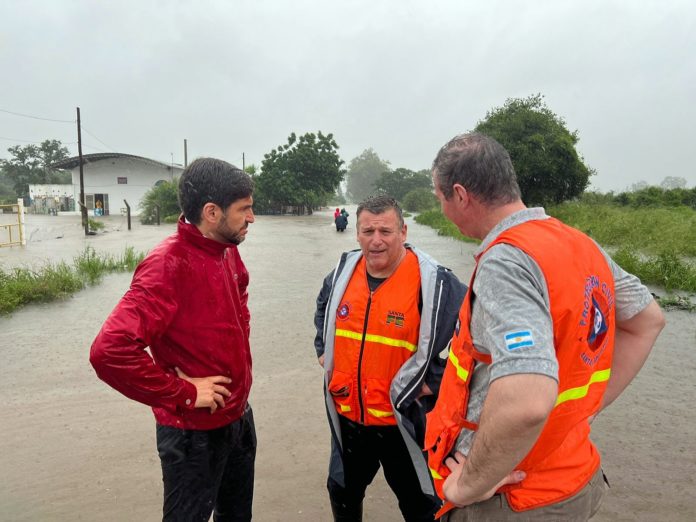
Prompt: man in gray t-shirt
<box><xmin>427</xmin><ymin>133</ymin><xmax>665</xmax><ymax>521</ymax></box>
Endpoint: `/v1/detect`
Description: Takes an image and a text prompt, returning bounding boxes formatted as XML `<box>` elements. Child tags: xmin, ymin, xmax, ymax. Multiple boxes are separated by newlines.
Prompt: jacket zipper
<box><xmin>357</xmin><ymin>291</ymin><xmax>372</xmax><ymax>424</ymax></box>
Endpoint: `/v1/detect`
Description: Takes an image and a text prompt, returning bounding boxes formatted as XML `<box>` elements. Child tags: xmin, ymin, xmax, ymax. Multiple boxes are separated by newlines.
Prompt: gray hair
<box><xmin>432</xmin><ymin>132</ymin><xmax>521</xmax><ymax>205</ymax></box>
<box><xmin>356</xmin><ymin>195</ymin><xmax>404</xmax><ymax>228</ymax></box>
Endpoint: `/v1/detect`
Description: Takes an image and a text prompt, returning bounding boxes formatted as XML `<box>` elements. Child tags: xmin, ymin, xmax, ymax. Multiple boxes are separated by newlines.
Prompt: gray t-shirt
<box><xmin>454</xmin><ymin>208</ymin><xmax>653</xmax><ymax>454</ymax></box>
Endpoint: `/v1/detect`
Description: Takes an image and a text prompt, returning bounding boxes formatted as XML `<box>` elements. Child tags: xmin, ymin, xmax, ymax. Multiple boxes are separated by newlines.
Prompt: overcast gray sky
<box><xmin>1</xmin><ymin>0</ymin><xmax>694</xmax><ymax>192</ymax></box>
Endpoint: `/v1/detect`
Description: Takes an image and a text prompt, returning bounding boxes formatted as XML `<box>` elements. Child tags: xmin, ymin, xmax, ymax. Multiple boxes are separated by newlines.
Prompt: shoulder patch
<box><xmin>504</xmin><ymin>330</ymin><xmax>535</xmax><ymax>351</ymax></box>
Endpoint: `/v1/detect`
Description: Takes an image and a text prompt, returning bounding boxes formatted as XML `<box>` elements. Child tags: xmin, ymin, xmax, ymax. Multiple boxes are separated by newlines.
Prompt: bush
<box><xmin>403</xmin><ymin>188</ymin><xmax>438</xmax><ymax>212</ymax></box>
<box><xmin>140</xmin><ymin>179</ymin><xmax>180</xmax><ymax>224</ymax></box>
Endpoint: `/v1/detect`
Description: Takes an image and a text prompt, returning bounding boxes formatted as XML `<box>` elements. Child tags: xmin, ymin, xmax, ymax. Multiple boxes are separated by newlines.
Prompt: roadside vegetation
<box><xmin>416</xmin><ymin>191</ymin><xmax>696</xmax><ymax>307</ymax></box>
<box><xmin>0</xmin><ymin>246</ymin><xmax>144</xmax><ymax>314</ymax></box>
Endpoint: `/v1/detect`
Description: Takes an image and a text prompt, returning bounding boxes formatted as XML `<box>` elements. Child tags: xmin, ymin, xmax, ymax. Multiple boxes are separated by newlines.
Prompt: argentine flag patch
<box><xmin>504</xmin><ymin>330</ymin><xmax>535</xmax><ymax>351</ymax></box>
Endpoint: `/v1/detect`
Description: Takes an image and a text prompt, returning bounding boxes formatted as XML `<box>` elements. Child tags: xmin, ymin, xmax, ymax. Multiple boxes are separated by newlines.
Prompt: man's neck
<box><xmin>472</xmin><ymin>200</ymin><xmax>527</xmax><ymax>240</ymax></box>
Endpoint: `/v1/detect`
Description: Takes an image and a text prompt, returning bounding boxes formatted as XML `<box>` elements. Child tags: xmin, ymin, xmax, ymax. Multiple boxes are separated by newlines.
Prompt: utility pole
<box><xmin>76</xmin><ymin>107</ymin><xmax>88</xmax><ymax>235</ymax></box>
<box><xmin>184</xmin><ymin>139</ymin><xmax>188</xmax><ymax>168</ymax></box>
<box><xmin>242</xmin><ymin>152</ymin><xmax>245</xmax><ymax>171</ymax></box>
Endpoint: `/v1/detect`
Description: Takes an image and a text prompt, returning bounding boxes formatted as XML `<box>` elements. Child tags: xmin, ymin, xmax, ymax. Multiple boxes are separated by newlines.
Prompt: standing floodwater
<box><xmin>1</xmin><ymin>208</ymin><xmax>694</xmax><ymax>521</ymax></box>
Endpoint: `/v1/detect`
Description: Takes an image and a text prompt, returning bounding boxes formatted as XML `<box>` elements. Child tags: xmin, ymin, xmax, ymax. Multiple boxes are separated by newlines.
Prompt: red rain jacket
<box><xmin>90</xmin><ymin>216</ymin><xmax>252</xmax><ymax>430</ymax></box>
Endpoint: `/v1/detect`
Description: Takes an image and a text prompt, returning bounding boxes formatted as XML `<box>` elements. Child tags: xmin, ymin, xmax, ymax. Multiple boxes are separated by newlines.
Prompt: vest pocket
<box><xmin>329</xmin><ymin>370</ymin><xmax>353</xmax><ymax>414</ymax></box>
<box><xmin>364</xmin><ymin>377</ymin><xmax>396</xmax><ymax>424</ymax></box>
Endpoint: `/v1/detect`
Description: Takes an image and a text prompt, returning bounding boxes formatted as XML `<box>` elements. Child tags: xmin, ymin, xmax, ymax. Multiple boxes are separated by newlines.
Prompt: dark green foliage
<box><xmin>612</xmin><ymin>186</ymin><xmax>696</xmax><ymax>209</ymax></box>
<box><xmin>475</xmin><ymin>94</ymin><xmax>592</xmax><ymax>205</ymax></box>
<box><xmin>345</xmin><ymin>148</ymin><xmax>390</xmax><ymax>203</ymax></box>
<box><xmin>255</xmin><ymin>131</ymin><xmax>344</xmax><ymax>214</ymax></box>
<box><xmin>0</xmin><ymin>139</ymin><xmax>70</xmax><ymax>198</ymax></box>
<box><xmin>139</xmin><ymin>179</ymin><xmax>180</xmax><ymax>224</ymax></box>
<box><xmin>403</xmin><ymin>188</ymin><xmax>438</xmax><ymax>212</ymax></box>
<box><xmin>374</xmin><ymin>168</ymin><xmax>432</xmax><ymax>201</ymax></box>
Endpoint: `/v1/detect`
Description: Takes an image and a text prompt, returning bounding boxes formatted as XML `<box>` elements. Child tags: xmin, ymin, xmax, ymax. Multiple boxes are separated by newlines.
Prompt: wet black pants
<box><xmin>327</xmin><ymin>415</ymin><xmax>439</xmax><ymax>522</ymax></box>
<box><xmin>156</xmin><ymin>407</ymin><xmax>256</xmax><ymax>522</ymax></box>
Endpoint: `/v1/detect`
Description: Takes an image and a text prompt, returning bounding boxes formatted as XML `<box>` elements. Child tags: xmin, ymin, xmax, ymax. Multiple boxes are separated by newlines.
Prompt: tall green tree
<box><xmin>0</xmin><ymin>139</ymin><xmax>71</xmax><ymax>199</ymax></box>
<box><xmin>256</xmin><ymin>131</ymin><xmax>344</xmax><ymax>214</ymax></box>
<box><xmin>475</xmin><ymin>94</ymin><xmax>592</xmax><ymax>205</ymax></box>
<box><xmin>374</xmin><ymin>168</ymin><xmax>432</xmax><ymax>201</ymax></box>
<box><xmin>345</xmin><ymin>148</ymin><xmax>390</xmax><ymax>203</ymax></box>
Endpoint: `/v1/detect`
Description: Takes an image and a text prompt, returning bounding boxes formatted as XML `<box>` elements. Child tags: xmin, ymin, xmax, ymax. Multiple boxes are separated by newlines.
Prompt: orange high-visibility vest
<box><xmin>329</xmin><ymin>250</ymin><xmax>421</xmax><ymax>426</ymax></box>
<box><xmin>426</xmin><ymin>218</ymin><xmax>616</xmax><ymax>512</ymax></box>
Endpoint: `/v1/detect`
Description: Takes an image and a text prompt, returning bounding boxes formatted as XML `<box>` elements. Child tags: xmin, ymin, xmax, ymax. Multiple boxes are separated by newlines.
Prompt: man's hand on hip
<box><xmin>175</xmin><ymin>367</ymin><xmax>232</xmax><ymax>414</ymax></box>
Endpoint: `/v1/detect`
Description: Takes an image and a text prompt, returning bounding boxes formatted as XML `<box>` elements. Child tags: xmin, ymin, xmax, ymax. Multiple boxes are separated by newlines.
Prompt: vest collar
<box><xmin>475</xmin><ymin>207</ymin><xmax>549</xmax><ymax>258</ymax></box>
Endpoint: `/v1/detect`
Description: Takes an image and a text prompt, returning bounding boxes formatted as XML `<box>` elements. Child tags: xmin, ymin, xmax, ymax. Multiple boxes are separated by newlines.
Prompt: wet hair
<box><xmin>432</xmin><ymin>132</ymin><xmax>521</xmax><ymax>205</ymax></box>
<box><xmin>178</xmin><ymin>158</ymin><xmax>254</xmax><ymax>224</ymax></box>
<box><xmin>356</xmin><ymin>195</ymin><xmax>404</xmax><ymax>228</ymax></box>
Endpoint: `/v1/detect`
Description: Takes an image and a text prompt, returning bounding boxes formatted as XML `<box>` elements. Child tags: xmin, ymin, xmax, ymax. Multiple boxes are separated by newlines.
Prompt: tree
<box><xmin>256</xmin><ymin>131</ymin><xmax>344</xmax><ymax>214</ymax></box>
<box><xmin>475</xmin><ymin>94</ymin><xmax>593</xmax><ymax>205</ymax></box>
<box><xmin>139</xmin><ymin>179</ymin><xmax>180</xmax><ymax>224</ymax></box>
<box><xmin>660</xmin><ymin>176</ymin><xmax>687</xmax><ymax>190</ymax></box>
<box><xmin>374</xmin><ymin>168</ymin><xmax>432</xmax><ymax>202</ymax></box>
<box><xmin>403</xmin><ymin>188</ymin><xmax>438</xmax><ymax>212</ymax></box>
<box><xmin>345</xmin><ymin>148</ymin><xmax>390</xmax><ymax>203</ymax></box>
<box><xmin>0</xmin><ymin>139</ymin><xmax>71</xmax><ymax>199</ymax></box>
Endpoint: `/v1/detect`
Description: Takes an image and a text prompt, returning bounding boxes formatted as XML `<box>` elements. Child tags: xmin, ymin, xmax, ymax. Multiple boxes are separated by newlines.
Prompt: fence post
<box><xmin>17</xmin><ymin>198</ymin><xmax>26</xmax><ymax>246</ymax></box>
<box><xmin>124</xmin><ymin>200</ymin><xmax>131</xmax><ymax>231</ymax></box>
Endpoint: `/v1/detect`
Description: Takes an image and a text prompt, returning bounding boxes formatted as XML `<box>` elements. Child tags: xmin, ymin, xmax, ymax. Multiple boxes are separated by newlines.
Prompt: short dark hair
<box><xmin>178</xmin><ymin>158</ymin><xmax>254</xmax><ymax>224</ymax></box>
<box><xmin>357</xmin><ymin>195</ymin><xmax>404</xmax><ymax>228</ymax></box>
<box><xmin>432</xmin><ymin>132</ymin><xmax>521</xmax><ymax>205</ymax></box>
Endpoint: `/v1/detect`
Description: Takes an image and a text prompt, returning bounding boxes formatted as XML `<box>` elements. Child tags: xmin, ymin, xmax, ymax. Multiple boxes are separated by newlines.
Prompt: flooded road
<box><xmin>1</xmin><ymin>209</ymin><xmax>694</xmax><ymax>521</ymax></box>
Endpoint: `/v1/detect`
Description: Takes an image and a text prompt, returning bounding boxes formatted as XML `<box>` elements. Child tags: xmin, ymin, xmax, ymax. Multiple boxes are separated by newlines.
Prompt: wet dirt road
<box><xmin>0</xmin><ymin>209</ymin><xmax>694</xmax><ymax>521</ymax></box>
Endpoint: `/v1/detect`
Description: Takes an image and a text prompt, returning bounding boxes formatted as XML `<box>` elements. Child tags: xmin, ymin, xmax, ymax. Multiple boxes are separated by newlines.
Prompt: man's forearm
<box><xmin>601</xmin><ymin>300</ymin><xmax>665</xmax><ymax>411</ymax></box>
<box><xmin>459</xmin><ymin>373</ymin><xmax>558</xmax><ymax>500</ymax></box>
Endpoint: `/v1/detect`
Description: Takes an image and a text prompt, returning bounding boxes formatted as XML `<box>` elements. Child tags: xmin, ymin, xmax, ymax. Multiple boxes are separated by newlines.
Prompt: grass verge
<box><xmin>0</xmin><ymin>246</ymin><xmax>145</xmax><ymax>314</ymax></box>
<box><xmin>414</xmin><ymin>205</ymin><xmax>696</xmax><ymax>301</ymax></box>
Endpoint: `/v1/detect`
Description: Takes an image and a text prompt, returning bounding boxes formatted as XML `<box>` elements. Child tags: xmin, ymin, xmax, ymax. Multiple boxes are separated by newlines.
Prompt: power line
<box><xmin>81</xmin><ymin>125</ymin><xmax>115</xmax><ymax>152</ymax></box>
<box><xmin>0</xmin><ymin>107</ymin><xmax>74</xmax><ymax>124</ymax></box>
<box><xmin>0</xmin><ymin>136</ymin><xmax>106</xmax><ymax>152</ymax></box>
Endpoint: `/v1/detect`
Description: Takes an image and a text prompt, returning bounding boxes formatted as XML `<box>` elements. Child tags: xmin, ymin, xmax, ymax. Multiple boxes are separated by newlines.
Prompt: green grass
<box><xmin>415</xmin><ymin>204</ymin><xmax>696</xmax><ymax>296</ymax></box>
<box><xmin>547</xmin><ymin>203</ymin><xmax>696</xmax><ymax>257</ymax></box>
<box><xmin>414</xmin><ymin>209</ymin><xmax>481</xmax><ymax>244</ymax></box>
<box><xmin>0</xmin><ymin>247</ymin><xmax>145</xmax><ymax>314</ymax></box>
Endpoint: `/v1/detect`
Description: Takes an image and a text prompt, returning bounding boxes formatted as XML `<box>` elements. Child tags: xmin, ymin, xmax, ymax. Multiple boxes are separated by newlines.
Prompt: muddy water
<box><xmin>0</xmin><ymin>209</ymin><xmax>694</xmax><ymax>521</ymax></box>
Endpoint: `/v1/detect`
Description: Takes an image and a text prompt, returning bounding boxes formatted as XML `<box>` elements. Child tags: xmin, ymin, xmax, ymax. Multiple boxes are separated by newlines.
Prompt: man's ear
<box><xmin>200</xmin><ymin>202</ymin><xmax>220</xmax><ymax>225</ymax></box>
<box><xmin>452</xmin><ymin>183</ymin><xmax>468</xmax><ymax>206</ymax></box>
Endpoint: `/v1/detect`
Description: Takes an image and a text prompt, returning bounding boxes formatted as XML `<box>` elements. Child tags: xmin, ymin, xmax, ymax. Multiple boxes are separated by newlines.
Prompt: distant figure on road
<box><xmin>334</xmin><ymin>207</ymin><xmax>341</xmax><ymax>220</ymax></box>
<box><xmin>90</xmin><ymin>158</ymin><xmax>257</xmax><ymax>522</ymax></box>
<box><xmin>335</xmin><ymin>211</ymin><xmax>348</xmax><ymax>232</ymax></box>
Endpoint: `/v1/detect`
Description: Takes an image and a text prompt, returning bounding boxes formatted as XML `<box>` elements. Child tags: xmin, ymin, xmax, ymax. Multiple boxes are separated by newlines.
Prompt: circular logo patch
<box><xmin>337</xmin><ymin>302</ymin><xmax>351</xmax><ymax>321</ymax></box>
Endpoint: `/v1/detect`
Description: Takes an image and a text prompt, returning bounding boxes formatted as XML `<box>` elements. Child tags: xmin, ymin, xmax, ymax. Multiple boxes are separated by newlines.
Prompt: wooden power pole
<box><xmin>76</xmin><ymin>107</ymin><xmax>88</xmax><ymax>235</ymax></box>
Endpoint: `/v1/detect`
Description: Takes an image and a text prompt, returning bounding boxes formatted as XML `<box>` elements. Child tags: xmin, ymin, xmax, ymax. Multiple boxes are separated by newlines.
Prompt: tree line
<box><xmin>3</xmin><ymin>94</ymin><xmax>691</xmax><ymax>215</ymax></box>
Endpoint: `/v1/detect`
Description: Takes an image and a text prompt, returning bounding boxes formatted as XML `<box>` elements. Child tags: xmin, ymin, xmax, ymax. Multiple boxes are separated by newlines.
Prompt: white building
<box><xmin>52</xmin><ymin>153</ymin><xmax>184</xmax><ymax>216</ymax></box>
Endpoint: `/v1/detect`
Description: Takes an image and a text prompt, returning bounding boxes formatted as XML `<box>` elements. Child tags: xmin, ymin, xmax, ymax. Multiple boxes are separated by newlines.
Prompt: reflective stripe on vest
<box><xmin>425</xmin><ymin>218</ymin><xmax>616</xmax><ymax>512</ymax></box>
<box><xmin>335</xmin><ymin>328</ymin><xmax>417</xmax><ymax>352</ymax></box>
<box><xmin>555</xmin><ymin>368</ymin><xmax>611</xmax><ymax>407</ymax></box>
<box><xmin>329</xmin><ymin>251</ymin><xmax>421</xmax><ymax>426</ymax></box>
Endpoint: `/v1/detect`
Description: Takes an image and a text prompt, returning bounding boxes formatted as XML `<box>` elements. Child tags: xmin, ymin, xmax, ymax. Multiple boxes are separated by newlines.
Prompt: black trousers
<box><xmin>156</xmin><ymin>406</ymin><xmax>256</xmax><ymax>522</ymax></box>
<box><xmin>328</xmin><ymin>415</ymin><xmax>439</xmax><ymax>522</ymax></box>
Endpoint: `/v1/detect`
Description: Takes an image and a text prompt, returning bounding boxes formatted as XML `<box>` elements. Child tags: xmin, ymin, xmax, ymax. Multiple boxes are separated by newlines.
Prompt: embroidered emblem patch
<box><xmin>336</xmin><ymin>303</ymin><xmax>351</xmax><ymax>321</ymax></box>
<box><xmin>588</xmin><ymin>296</ymin><xmax>608</xmax><ymax>346</ymax></box>
<box><xmin>386</xmin><ymin>310</ymin><xmax>405</xmax><ymax>327</ymax></box>
<box><xmin>504</xmin><ymin>330</ymin><xmax>535</xmax><ymax>351</ymax></box>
